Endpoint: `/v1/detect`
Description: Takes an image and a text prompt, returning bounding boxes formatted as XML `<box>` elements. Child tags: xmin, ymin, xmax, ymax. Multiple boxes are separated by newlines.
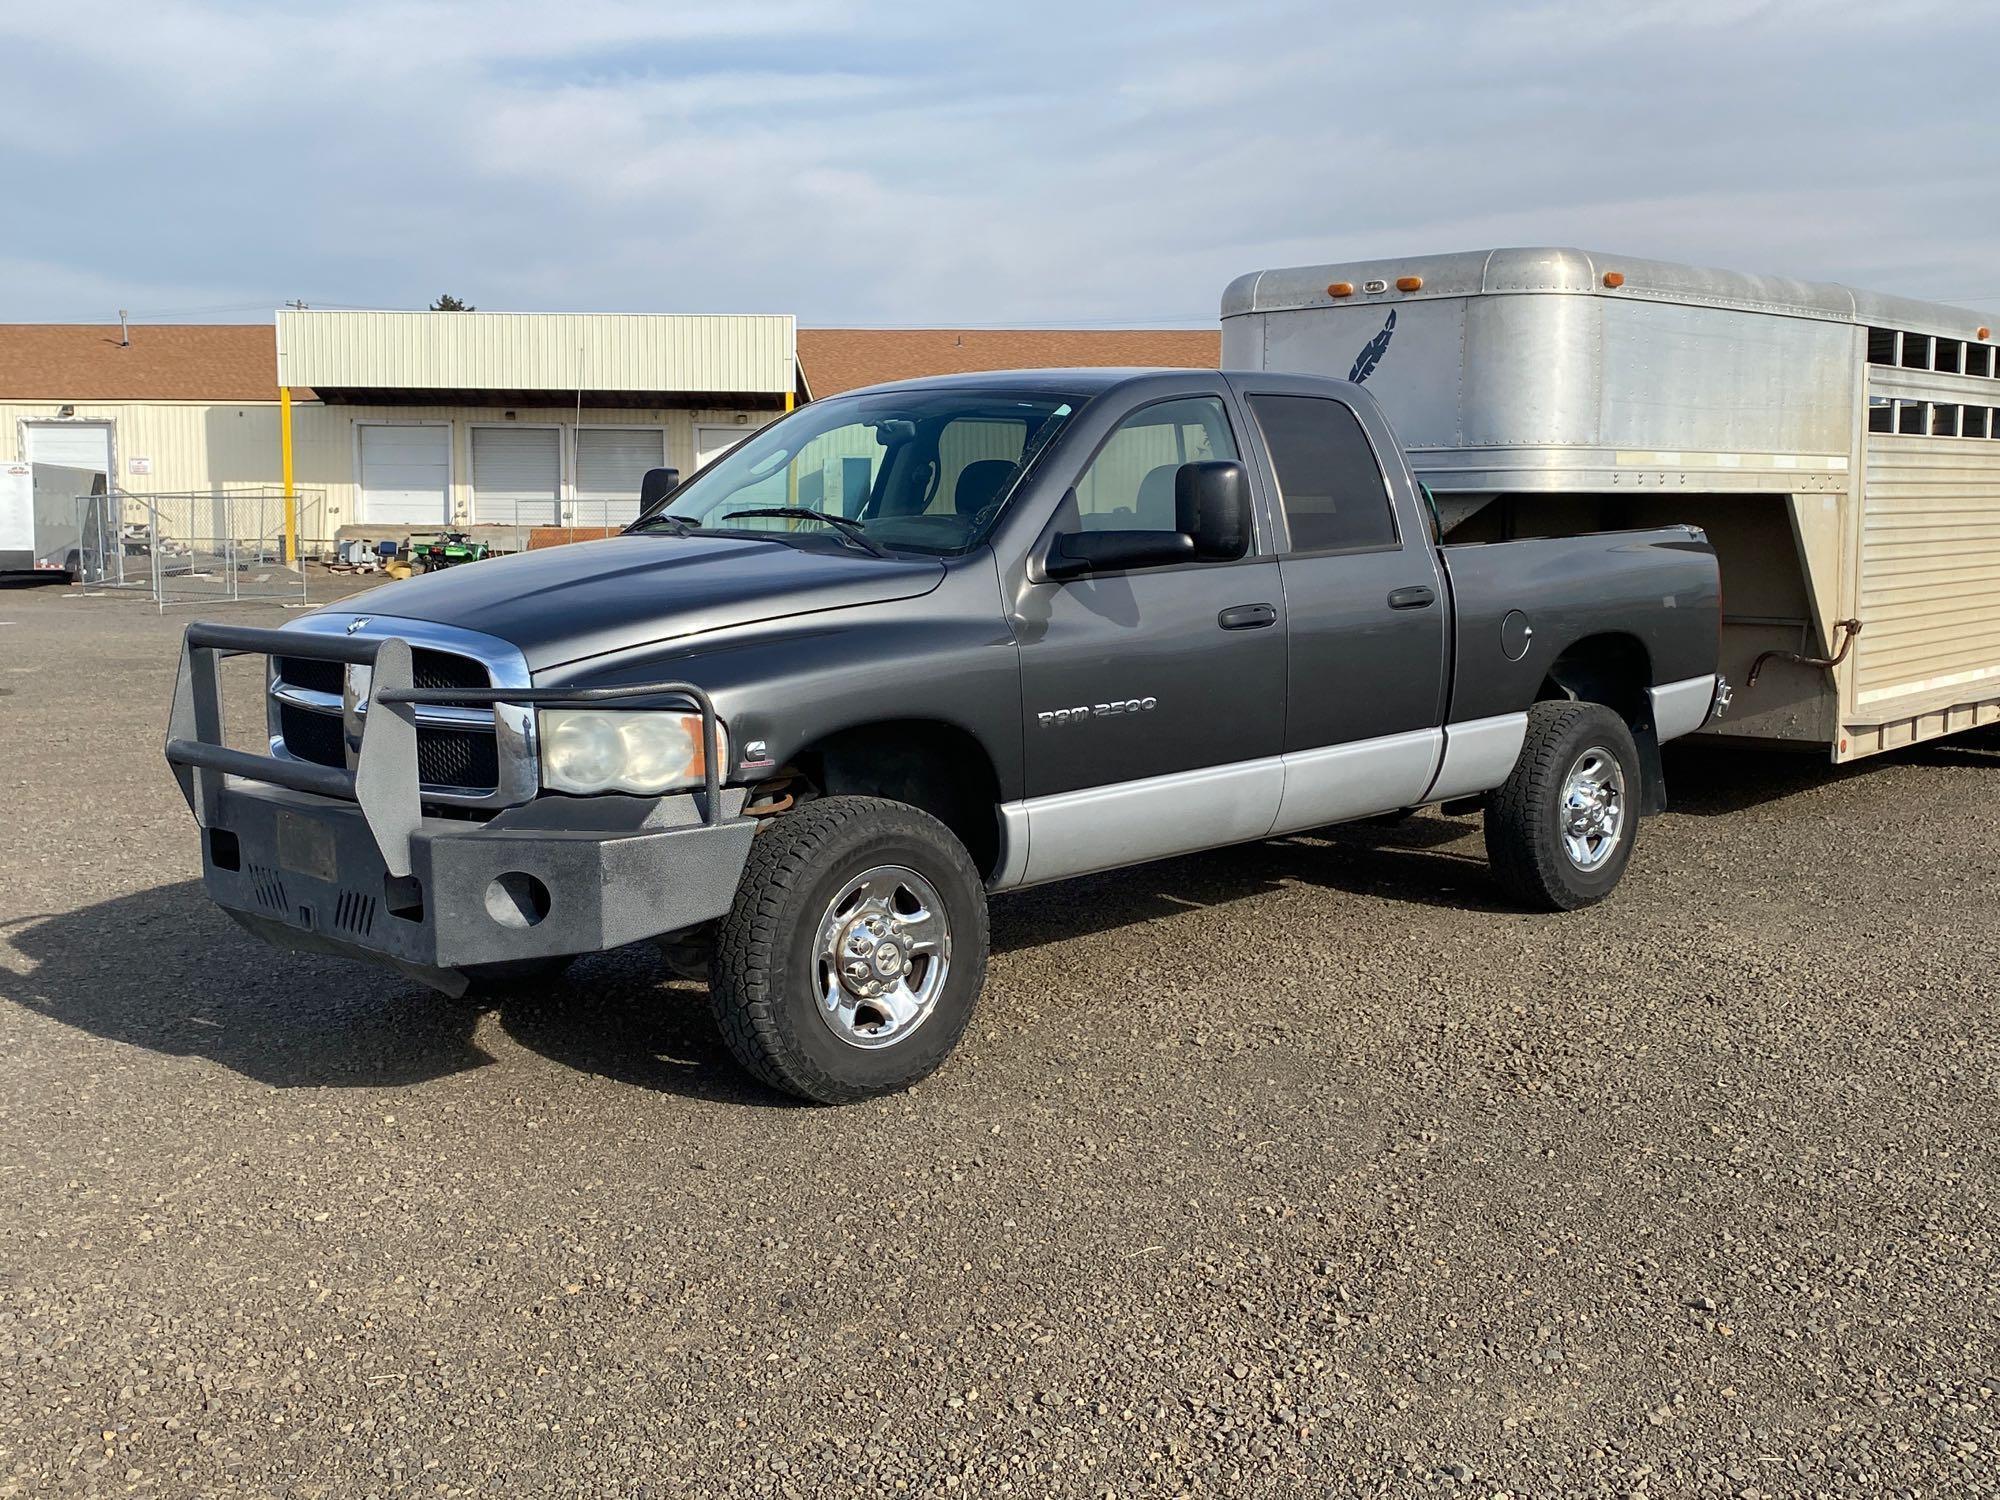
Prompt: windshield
<box><xmin>639</xmin><ymin>388</ymin><xmax>1080</xmax><ymax>556</ymax></box>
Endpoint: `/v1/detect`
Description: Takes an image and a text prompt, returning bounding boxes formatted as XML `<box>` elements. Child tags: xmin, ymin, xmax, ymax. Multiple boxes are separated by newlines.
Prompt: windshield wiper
<box><xmin>722</xmin><ymin>507</ymin><xmax>892</xmax><ymax>559</ymax></box>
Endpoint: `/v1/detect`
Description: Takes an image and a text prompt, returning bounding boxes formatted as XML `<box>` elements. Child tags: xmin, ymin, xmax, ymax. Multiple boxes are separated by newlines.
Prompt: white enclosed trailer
<box><xmin>1222</xmin><ymin>248</ymin><xmax>2000</xmax><ymax>760</ymax></box>
<box><xmin>0</xmin><ymin>461</ymin><xmax>93</xmax><ymax>578</ymax></box>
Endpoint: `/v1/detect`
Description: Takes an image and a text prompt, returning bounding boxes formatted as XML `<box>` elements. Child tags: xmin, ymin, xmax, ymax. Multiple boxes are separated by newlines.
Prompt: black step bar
<box><xmin>165</xmin><ymin>622</ymin><xmax>722</xmax><ymax>878</ymax></box>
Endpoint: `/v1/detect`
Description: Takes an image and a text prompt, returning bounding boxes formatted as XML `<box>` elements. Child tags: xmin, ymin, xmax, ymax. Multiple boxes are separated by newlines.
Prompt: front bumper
<box><xmin>201</xmin><ymin>781</ymin><xmax>754</xmax><ymax>991</ymax></box>
<box><xmin>165</xmin><ymin>621</ymin><xmax>754</xmax><ymax>994</ymax></box>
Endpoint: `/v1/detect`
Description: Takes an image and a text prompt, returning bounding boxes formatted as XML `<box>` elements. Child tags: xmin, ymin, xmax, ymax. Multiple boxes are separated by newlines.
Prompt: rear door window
<box><xmin>1248</xmin><ymin>395</ymin><xmax>1398</xmax><ymax>553</ymax></box>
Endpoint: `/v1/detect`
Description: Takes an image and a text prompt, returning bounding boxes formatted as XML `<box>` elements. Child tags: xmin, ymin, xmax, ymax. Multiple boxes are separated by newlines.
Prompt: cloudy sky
<box><xmin>3</xmin><ymin>0</ymin><xmax>1996</xmax><ymax>326</ymax></box>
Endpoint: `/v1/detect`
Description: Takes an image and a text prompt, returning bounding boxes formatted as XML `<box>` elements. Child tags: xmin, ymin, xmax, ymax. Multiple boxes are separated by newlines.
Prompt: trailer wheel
<box><xmin>709</xmin><ymin>796</ymin><xmax>988</xmax><ymax>1104</ymax></box>
<box><xmin>1485</xmin><ymin>701</ymin><xmax>1640</xmax><ymax>911</ymax></box>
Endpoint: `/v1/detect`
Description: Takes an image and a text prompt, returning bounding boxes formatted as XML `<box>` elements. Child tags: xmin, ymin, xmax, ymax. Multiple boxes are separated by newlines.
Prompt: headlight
<box><xmin>538</xmin><ymin>709</ymin><xmax>725</xmax><ymax>796</ymax></box>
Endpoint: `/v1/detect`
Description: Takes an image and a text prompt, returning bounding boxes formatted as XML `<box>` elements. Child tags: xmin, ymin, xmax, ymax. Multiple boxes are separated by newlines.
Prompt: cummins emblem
<box><xmin>1037</xmin><ymin>697</ymin><xmax>1157</xmax><ymax>728</ymax></box>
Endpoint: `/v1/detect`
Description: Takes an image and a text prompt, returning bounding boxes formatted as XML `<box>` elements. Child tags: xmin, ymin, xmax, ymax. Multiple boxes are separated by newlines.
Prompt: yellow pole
<box><xmin>280</xmin><ymin>385</ymin><xmax>297</xmax><ymax>565</ymax></box>
<box><xmin>784</xmin><ymin>387</ymin><xmax>798</xmax><ymax>513</ymax></box>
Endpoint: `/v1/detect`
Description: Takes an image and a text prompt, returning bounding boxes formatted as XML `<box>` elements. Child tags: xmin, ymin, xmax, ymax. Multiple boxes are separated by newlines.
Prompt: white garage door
<box><xmin>471</xmin><ymin>426</ymin><xmax>561</xmax><ymax>526</ymax></box>
<box><xmin>25</xmin><ymin>423</ymin><xmax>112</xmax><ymax>484</ymax></box>
<box><xmin>359</xmin><ymin>425</ymin><xmax>450</xmax><ymax>525</ymax></box>
<box><xmin>696</xmin><ymin>424</ymin><xmax>755</xmax><ymax>470</ymax></box>
<box><xmin>574</xmin><ymin>428</ymin><xmax>664</xmax><ymax>526</ymax></box>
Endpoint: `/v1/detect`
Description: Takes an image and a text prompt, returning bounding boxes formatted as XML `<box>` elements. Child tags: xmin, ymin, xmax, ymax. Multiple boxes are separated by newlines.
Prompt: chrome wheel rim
<box><xmin>814</xmin><ymin>864</ymin><xmax>951</xmax><ymax>1050</ymax></box>
<box><xmin>1560</xmin><ymin>748</ymin><xmax>1626</xmax><ymax>871</ymax></box>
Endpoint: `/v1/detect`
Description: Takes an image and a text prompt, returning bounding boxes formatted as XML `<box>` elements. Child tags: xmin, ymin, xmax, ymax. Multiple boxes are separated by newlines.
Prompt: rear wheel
<box><xmin>1485</xmin><ymin>701</ymin><xmax>1640</xmax><ymax>911</ymax></box>
<box><xmin>709</xmin><ymin>796</ymin><xmax>988</xmax><ymax>1103</ymax></box>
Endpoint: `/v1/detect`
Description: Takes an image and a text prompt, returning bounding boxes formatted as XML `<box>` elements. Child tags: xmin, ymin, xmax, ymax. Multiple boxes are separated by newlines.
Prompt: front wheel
<box><xmin>709</xmin><ymin>797</ymin><xmax>988</xmax><ymax>1103</ymax></box>
<box><xmin>1485</xmin><ymin>701</ymin><xmax>1641</xmax><ymax>911</ymax></box>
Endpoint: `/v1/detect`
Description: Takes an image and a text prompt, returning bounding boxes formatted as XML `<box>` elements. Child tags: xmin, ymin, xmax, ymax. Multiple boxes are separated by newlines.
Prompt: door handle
<box><xmin>1218</xmin><ymin>603</ymin><xmax>1278</xmax><ymax>631</ymax></box>
<box><xmin>1387</xmin><ymin>586</ymin><xmax>1436</xmax><ymax>610</ymax></box>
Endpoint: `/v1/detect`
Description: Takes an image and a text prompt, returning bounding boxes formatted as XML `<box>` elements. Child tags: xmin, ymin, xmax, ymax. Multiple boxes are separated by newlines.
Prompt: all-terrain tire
<box><xmin>1485</xmin><ymin>701</ymin><xmax>1641</xmax><ymax>912</ymax></box>
<box><xmin>709</xmin><ymin>796</ymin><xmax>988</xmax><ymax>1104</ymax></box>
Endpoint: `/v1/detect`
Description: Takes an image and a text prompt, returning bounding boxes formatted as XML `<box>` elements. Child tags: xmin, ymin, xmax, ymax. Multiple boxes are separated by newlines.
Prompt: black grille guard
<box><xmin>165</xmin><ymin>621</ymin><xmax>723</xmax><ymax>878</ymax></box>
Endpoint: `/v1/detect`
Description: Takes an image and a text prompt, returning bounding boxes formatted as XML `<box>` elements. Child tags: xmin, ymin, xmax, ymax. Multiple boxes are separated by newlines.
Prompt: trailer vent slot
<box><xmin>1970</xmin><ymin>344</ymin><xmax>1998</xmax><ymax>380</ymax></box>
<box><xmin>1962</xmin><ymin>407</ymin><xmax>1992</xmax><ymax>440</ymax></box>
<box><xmin>1897</xmin><ymin>400</ymin><xmax>1927</xmax><ymax>435</ymax></box>
<box><xmin>1931</xmin><ymin>404</ymin><xmax>1961</xmax><ymax>438</ymax></box>
<box><xmin>1867</xmin><ymin>398</ymin><xmax>1893</xmax><ymax>434</ymax></box>
<box><xmin>1901</xmin><ymin>334</ymin><xmax>1933</xmax><ymax>370</ymax></box>
<box><xmin>1867</xmin><ymin>328</ymin><xmax>1898</xmax><ymax>366</ymax></box>
<box><xmin>1934</xmin><ymin>338</ymin><xmax>1964</xmax><ymax>375</ymax></box>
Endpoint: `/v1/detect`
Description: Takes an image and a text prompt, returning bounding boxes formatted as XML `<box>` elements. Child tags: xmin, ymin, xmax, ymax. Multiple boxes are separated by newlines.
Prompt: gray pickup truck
<box><xmin>166</xmin><ymin>369</ymin><xmax>1726</xmax><ymax>1101</ymax></box>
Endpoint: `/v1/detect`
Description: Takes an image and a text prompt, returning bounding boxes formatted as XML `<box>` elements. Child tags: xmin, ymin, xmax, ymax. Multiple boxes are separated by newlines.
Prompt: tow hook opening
<box><xmin>384</xmin><ymin>873</ymin><xmax>425</xmax><ymax>923</ymax></box>
<box><xmin>485</xmin><ymin>871</ymin><xmax>551</xmax><ymax>929</ymax></box>
<box><xmin>207</xmin><ymin>828</ymin><xmax>242</xmax><ymax>872</ymax></box>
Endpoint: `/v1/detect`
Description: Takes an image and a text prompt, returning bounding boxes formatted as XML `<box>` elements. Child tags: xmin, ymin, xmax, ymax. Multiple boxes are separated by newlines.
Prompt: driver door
<box><xmin>1011</xmin><ymin>390</ymin><xmax>1286</xmax><ymax>883</ymax></box>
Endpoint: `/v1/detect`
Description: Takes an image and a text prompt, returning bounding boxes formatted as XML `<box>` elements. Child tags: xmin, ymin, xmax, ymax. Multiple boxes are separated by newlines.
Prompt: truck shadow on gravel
<box><xmin>0</xmin><ymin>880</ymin><xmax>785</xmax><ymax>1106</ymax></box>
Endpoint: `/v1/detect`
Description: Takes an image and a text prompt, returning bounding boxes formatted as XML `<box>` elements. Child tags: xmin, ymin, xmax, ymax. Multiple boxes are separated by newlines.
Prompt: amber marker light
<box><xmin>1327</xmin><ymin>282</ymin><xmax>1355</xmax><ymax>298</ymax></box>
<box><xmin>1980</xmin><ymin>327</ymin><xmax>1992</xmax><ymax>341</ymax></box>
<box><xmin>1603</xmin><ymin>271</ymin><xmax>1626</xmax><ymax>288</ymax></box>
<box><xmin>1395</xmin><ymin>276</ymin><xmax>1423</xmax><ymax>292</ymax></box>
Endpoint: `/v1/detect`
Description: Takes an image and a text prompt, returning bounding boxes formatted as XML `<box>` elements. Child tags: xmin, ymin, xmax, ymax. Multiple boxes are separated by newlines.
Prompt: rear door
<box><xmin>1230</xmin><ymin>381</ymin><xmax>1450</xmax><ymax>831</ymax></box>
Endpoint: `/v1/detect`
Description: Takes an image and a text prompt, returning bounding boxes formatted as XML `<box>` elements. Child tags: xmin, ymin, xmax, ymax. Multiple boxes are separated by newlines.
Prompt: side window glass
<box><xmin>1249</xmin><ymin>395</ymin><xmax>1398</xmax><ymax>553</ymax></box>
<box><xmin>935</xmin><ymin>418</ymin><xmax>1029</xmax><ymax>517</ymax></box>
<box><xmin>1072</xmin><ymin>396</ymin><xmax>1238</xmax><ymax>534</ymax></box>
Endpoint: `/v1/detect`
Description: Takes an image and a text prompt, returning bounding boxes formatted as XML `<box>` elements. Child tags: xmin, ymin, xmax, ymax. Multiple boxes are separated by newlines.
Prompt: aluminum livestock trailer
<box><xmin>1223</xmin><ymin>248</ymin><xmax>2000</xmax><ymax>761</ymax></box>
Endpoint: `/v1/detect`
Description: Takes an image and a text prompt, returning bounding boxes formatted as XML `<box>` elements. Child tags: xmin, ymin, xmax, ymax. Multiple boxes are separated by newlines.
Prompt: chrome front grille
<box><xmin>266</xmin><ymin>615</ymin><xmax>537</xmax><ymax>808</ymax></box>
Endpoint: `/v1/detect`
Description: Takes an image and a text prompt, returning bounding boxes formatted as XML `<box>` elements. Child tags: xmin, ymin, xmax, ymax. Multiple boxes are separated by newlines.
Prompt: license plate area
<box><xmin>275</xmin><ymin>810</ymin><xmax>339</xmax><ymax>883</ymax></box>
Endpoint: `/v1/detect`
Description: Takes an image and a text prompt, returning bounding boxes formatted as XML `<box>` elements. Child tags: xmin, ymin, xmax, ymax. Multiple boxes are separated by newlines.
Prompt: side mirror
<box><xmin>637</xmin><ymin>466</ymin><xmax>681</xmax><ymax>520</ymax></box>
<box><xmin>1175</xmin><ymin>460</ymin><xmax>1251</xmax><ymax>560</ymax></box>
<box><xmin>1046</xmin><ymin>527</ymin><xmax>1196</xmax><ymax>580</ymax></box>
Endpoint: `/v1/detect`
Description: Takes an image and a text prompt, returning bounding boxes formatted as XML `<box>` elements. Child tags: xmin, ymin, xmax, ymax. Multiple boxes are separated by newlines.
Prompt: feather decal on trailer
<box><xmin>1348</xmin><ymin>309</ymin><xmax>1397</xmax><ymax>384</ymax></box>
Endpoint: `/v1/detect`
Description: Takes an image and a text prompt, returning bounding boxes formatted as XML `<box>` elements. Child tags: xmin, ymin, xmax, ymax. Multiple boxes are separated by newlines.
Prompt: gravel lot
<box><xmin>1</xmin><ymin>579</ymin><xmax>1995</xmax><ymax>1498</ymax></box>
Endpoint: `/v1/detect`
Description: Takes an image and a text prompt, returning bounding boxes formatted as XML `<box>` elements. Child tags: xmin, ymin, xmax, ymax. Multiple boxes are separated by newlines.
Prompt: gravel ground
<box><xmin>0</xmin><ymin>578</ymin><xmax>1995</xmax><ymax>1498</ymax></box>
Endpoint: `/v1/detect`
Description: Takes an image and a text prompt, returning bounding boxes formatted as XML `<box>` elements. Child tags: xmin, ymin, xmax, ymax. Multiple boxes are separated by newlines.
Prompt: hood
<box><xmin>332</xmin><ymin>534</ymin><xmax>946</xmax><ymax>670</ymax></box>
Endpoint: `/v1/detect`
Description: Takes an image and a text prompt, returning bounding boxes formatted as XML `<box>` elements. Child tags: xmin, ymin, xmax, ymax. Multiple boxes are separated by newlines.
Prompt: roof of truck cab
<box><xmin>1221</xmin><ymin>247</ymin><xmax>1996</xmax><ymax>341</ymax></box>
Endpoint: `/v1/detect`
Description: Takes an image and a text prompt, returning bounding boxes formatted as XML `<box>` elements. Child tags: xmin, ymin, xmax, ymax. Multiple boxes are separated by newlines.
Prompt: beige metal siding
<box><xmin>289</xmin><ymin>403</ymin><xmax>768</xmax><ymax>530</ymax></box>
<box><xmin>2</xmin><ymin>400</ymin><xmax>284</xmax><ymax>494</ymax></box>
<box><xmin>277</xmin><ymin>311</ymin><xmax>796</xmax><ymax>395</ymax></box>
<box><xmin>1855</xmin><ymin>367</ymin><xmax>2000</xmax><ymax>719</ymax></box>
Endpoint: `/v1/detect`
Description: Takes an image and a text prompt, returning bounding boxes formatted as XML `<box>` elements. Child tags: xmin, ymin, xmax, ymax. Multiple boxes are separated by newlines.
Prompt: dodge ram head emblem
<box><xmin>345</xmin><ymin>617</ymin><xmax>370</xmax><ymax>634</ymax></box>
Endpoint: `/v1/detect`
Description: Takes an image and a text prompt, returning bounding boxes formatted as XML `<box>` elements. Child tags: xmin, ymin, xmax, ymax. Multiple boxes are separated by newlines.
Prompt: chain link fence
<box><xmin>73</xmin><ymin>489</ymin><xmax>327</xmax><ymax>610</ymax></box>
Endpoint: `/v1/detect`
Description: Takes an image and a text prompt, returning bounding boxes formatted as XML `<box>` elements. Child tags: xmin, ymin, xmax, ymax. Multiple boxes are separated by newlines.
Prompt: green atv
<box><xmin>414</xmin><ymin>531</ymin><xmax>490</xmax><ymax>572</ymax></box>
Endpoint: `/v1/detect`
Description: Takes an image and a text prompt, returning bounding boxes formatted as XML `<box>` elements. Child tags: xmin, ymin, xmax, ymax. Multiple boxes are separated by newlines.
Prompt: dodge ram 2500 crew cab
<box><xmin>166</xmin><ymin>368</ymin><xmax>1726</xmax><ymax>1102</ymax></box>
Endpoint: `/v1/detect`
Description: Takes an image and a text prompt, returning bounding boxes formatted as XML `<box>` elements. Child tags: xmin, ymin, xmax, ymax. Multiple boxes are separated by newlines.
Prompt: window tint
<box><xmin>1249</xmin><ymin>395</ymin><xmax>1397</xmax><ymax>553</ymax></box>
<box><xmin>1073</xmin><ymin>396</ymin><xmax>1238</xmax><ymax>534</ymax></box>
